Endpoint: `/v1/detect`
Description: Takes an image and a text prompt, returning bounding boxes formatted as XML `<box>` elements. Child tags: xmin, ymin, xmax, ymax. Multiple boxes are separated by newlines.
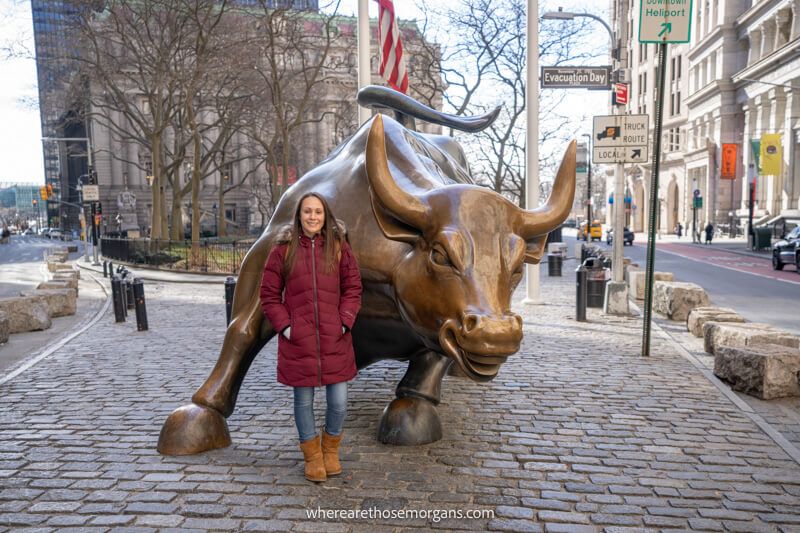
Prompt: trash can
<box><xmin>752</xmin><ymin>227</ymin><xmax>771</xmax><ymax>250</ymax></box>
<box><xmin>547</xmin><ymin>253</ymin><xmax>563</xmax><ymax>276</ymax></box>
<box><xmin>547</xmin><ymin>226</ymin><xmax>563</xmax><ymax>244</ymax></box>
<box><xmin>583</xmin><ymin>257</ymin><xmax>609</xmax><ymax>308</ymax></box>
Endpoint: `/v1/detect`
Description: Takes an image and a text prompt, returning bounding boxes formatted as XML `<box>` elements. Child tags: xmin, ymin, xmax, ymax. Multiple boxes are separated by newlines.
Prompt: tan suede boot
<box><xmin>299</xmin><ymin>435</ymin><xmax>326</xmax><ymax>482</ymax></box>
<box><xmin>321</xmin><ymin>430</ymin><xmax>343</xmax><ymax>476</ymax></box>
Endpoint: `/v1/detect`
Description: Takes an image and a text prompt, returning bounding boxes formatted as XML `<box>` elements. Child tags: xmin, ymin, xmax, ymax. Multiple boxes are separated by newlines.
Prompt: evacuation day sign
<box><xmin>639</xmin><ymin>0</ymin><xmax>693</xmax><ymax>43</ymax></box>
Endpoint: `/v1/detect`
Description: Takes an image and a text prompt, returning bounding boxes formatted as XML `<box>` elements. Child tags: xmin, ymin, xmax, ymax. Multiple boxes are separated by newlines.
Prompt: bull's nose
<box><xmin>460</xmin><ymin>312</ymin><xmax>522</xmax><ymax>337</ymax></box>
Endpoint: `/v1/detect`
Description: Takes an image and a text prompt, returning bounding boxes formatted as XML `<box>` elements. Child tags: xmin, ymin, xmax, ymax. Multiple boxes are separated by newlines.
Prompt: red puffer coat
<box><xmin>260</xmin><ymin>233</ymin><xmax>362</xmax><ymax>387</ymax></box>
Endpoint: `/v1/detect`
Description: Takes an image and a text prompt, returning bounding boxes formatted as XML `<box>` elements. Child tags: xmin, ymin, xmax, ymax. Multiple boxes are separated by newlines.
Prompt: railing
<box><xmin>100</xmin><ymin>237</ymin><xmax>252</xmax><ymax>274</ymax></box>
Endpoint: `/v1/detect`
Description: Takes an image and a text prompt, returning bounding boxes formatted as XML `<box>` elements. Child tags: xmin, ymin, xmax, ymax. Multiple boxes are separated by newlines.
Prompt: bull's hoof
<box><xmin>157</xmin><ymin>403</ymin><xmax>231</xmax><ymax>455</ymax></box>
<box><xmin>378</xmin><ymin>396</ymin><xmax>442</xmax><ymax>445</ymax></box>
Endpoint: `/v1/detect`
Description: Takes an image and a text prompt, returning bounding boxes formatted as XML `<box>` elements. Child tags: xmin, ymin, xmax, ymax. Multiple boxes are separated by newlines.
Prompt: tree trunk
<box><xmin>218</xmin><ymin>180</ymin><xmax>227</xmax><ymax>237</ymax></box>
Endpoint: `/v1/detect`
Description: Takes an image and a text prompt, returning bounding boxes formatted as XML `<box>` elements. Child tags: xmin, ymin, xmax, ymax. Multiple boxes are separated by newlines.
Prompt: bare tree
<box><xmin>416</xmin><ymin>0</ymin><xmax>599</xmax><ymax>205</ymax></box>
<box><xmin>238</xmin><ymin>0</ymin><xmax>352</xmax><ymax>216</ymax></box>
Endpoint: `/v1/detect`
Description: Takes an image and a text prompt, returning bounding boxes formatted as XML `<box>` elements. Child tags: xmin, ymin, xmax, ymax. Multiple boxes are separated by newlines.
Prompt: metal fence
<box><xmin>100</xmin><ymin>237</ymin><xmax>252</xmax><ymax>274</ymax></box>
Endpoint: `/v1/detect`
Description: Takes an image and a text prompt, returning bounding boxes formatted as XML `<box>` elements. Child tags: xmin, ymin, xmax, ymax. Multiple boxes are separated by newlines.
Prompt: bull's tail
<box><xmin>357</xmin><ymin>85</ymin><xmax>500</xmax><ymax>133</ymax></box>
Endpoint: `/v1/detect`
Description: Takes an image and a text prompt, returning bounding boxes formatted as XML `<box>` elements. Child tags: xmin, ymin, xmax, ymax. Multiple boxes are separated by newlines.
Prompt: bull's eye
<box><xmin>430</xmin><ymin>247</ymin><xmax>452</xmax><ymax>268</ymax></box>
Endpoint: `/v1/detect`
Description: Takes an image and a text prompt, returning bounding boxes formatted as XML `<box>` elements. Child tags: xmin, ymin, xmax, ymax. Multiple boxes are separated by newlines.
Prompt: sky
<box><xmin>0</xmin><ymin>0</ymin><xmax>609</xmax><ymax>186</ymax></box>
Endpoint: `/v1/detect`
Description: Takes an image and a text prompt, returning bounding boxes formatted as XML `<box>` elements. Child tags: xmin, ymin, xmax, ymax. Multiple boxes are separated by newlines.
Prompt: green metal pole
<box><xmin>641</xmin><ymin>42</ymin><xmax>668</xmax><ymax>357</ymax></box>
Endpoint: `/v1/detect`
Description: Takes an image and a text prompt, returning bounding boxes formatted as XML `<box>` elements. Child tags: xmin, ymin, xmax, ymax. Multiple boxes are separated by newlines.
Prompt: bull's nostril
<box><xmin>463</xmin><ymin>314</ymin><xmax>479</xmax><ymax>334</ymax></box>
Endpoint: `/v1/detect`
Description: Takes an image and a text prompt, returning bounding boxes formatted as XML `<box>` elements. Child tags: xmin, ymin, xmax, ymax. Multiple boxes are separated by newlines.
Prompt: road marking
<box><xmin>654</xmin><ymin>245</ymin><xmax>800</xmax><ymax>286</ymax></box>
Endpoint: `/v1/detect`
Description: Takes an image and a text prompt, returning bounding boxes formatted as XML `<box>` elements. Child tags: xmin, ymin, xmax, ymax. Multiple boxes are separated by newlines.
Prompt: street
<box><xmin>0</xmin><ymin>234</ymin><xmax>67</xmax><ymax>298</ymax></box>
<box><xmin>564</xmin><ymin>230</ymin><xmax>800</xmax><ymax>335</ymax></box>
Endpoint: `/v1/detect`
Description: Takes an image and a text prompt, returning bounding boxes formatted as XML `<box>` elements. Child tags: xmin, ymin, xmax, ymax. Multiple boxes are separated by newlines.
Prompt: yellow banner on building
<box><xmin>760</xmin><ymin>133</ymin><xmax>782</xmax><ymax>175</ymax></box>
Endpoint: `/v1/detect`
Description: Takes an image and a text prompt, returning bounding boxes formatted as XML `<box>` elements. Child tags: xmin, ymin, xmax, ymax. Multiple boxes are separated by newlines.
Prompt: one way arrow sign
<box><xmin>639</xmin><ymin>0</ymin><xmax>693</xmax><ymax>43</ymax></box>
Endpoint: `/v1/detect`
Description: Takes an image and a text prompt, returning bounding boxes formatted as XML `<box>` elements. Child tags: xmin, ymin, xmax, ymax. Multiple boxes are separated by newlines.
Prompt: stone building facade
<box><xmin>33</xmin><ymin>5</ymin><xmax>442</xmax><ymax>237</ymax></box>
<box><xmin>608</xmin><ymin>0</ymin><xmax>800</xmax><ymax>238</ymax></box>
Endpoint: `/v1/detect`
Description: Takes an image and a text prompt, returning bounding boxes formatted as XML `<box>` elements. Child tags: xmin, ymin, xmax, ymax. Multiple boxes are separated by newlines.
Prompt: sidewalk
<box><xmin>1</xmin><ymin>263</ymin><xmax>799</xmax><ymax>532</ymax></box>
<box><xmin>634</xmin><ymin>231</ymin><xmax>772</xmax><ymax>261</ymax></box>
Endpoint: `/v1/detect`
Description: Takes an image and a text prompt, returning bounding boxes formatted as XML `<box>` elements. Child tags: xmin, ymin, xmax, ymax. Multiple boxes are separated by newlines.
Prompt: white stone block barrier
<box><xmin>714</xmin><ymin>344</ymin><xmax>800</xmax><ymax>399</ymax></box>
<box><xmin>0</xmin><ymin>296</ymin><xmax>52</xmax><ymax>333</ymax></box>
<box><xmin>628</xmin><ymin>271</ymin><xmax>675</xmax><ymax>300</ymax></box>
<box><xmin>652</xmin><ymin>281</ymin><xmax>708</xmax><ymax>321</ymax></box>
<box><xmin>21</xmin><ymin>288</ymin><xmax>77</xmax><ymax>317</ymax></box>
<box><xmin>686</xmin><ymin>307</ymin><xmax>745</xmax><ymax>338</ymax></box>
<box><xmin>703</xmin><ymin>322</ymin><xmax>800</xmax><ymax>355</ymax></box>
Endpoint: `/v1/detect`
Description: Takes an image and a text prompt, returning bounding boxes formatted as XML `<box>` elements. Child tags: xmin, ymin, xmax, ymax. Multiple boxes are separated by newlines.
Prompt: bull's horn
<box><xmin>516</xmin><ymin>140</ymin><xmax>577</xmax><ymax>239</ymax></box>
<box><xmin>365</xmin><ymin>114</ymin><xmax>429</xmax><ymax>229</ymax></box>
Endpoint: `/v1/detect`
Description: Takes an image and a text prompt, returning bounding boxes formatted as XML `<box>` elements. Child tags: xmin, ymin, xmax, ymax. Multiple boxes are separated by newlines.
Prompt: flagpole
<box><xmin>357</xmin><ymin>0</ymin><xmax>371</xmax><ymax>125</ymax></box>
<box><xmin>523</xmin><ymin>0</ymin><xmax>540</xmax><ymax>304</ymax></box>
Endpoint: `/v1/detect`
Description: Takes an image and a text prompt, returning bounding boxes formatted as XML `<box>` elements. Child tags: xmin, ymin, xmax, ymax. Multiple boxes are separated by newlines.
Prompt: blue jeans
<box><xmin>293</xmin><ymin>382</ymin><xmax>347</xmax><ymax>443</ymax></box>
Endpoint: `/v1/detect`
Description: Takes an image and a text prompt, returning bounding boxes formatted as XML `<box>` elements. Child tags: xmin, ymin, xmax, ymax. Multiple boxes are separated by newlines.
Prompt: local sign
<box><xmin>592</xmin><ymin>114</ymin><xmax>649</xmax><ymax>164</ymax></box>
<box><xmin>81</xmin><ymin>184</ymin><xmax>100</xmax><ymax>202</ymax></box>
<box><xmin>639</xmin><ymin>0</ymin><xmax>693</xmax><ymax>43</ymax></box>
<box><xmin>540</xmin><ymin>66</ymin><xmax>611</xmax><ymax>89</ymax></box>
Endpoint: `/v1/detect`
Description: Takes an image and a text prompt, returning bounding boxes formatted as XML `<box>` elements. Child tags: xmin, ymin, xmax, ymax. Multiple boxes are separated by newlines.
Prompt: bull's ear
<box><xmin>368</xmin><ymin>188</ymin><xmax>422</xmax><ymax>243</ymax></box>
<box><xmin>523</xmin><ymin>235</ymin><xmax>548</xmax><ymax>264</ymax></box>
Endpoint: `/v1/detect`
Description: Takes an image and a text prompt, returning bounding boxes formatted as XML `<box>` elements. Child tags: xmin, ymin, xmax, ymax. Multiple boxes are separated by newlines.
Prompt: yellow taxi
<box><xmin>578</xmin><ymin>220</ymin><xmax>603</xmax><ymax>242</ymax></box>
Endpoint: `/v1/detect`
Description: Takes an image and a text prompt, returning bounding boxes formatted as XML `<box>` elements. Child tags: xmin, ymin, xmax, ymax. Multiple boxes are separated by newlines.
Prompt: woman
<box><xmin>260</xmin><ymin>192</ymin><xmax>362</xmax><ymax>482</ymax></box>
<box><xmin>705</xmin><ymin>222</ymin><xmax>714</xmax><ymax>244</ymax></box>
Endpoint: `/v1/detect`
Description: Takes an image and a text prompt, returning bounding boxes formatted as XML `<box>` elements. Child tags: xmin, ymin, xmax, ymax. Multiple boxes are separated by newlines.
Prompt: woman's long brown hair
<box><xmin>281</xmin><ymin>192</ymin><xmax>343</xmax><ymax>277</ymax></box>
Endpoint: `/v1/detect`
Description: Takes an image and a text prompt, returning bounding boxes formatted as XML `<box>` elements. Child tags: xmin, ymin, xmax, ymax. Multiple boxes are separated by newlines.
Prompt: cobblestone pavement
<box><xmin>1</xmin><ymin>270</ymin><xmax>800</xmax><ymax>532</ymax></box>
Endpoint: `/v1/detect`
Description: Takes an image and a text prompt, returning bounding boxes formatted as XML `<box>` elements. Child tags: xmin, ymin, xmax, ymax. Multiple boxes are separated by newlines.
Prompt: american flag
<box><xmin>377</xmin><ymin>0</ymin><xmax>409</xmax><ymax>94</ymax></box>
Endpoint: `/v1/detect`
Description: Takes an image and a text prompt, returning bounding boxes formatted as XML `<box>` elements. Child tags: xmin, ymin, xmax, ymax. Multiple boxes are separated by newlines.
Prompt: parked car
<box><xmin>577</xmin><ymin>220</ymin><xmax>603</xmax><ymax>242</ymax></box>
<box><xmin>39</xmin><ymin>228</ymin><xmax>51</xmax><ymax>238</ymax></box>
<box><xmin>606</xmin><ymin>226</ymin><xmax>635</xmax><ymax>246</ymax></box>
<box><xmin>48</xmin><ymin>229</ymin><xmax>63</xmax><ymax>240</ymax></box>
<box><xmin>771</xmin><ymin>225</ymin><xmax>800</xmax><ymax>271</ymax></box>
<box><xmin>23</xmin><ymin>228</ymin><xmax>35</xmax><ymax>235</ymax></box>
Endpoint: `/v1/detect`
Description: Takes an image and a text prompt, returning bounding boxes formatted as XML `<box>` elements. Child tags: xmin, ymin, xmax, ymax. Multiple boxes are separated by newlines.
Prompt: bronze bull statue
<box><xmin>158</xmin><ymin>87</ymin><xmax>576</xmax><ymax>454</ymax></box>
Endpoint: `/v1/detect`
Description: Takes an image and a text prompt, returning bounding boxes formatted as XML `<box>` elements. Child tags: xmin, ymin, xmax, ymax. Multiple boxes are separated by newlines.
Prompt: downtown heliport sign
<box><xmin>639</xmin><ymin>0</ymin><xmax>693</xmax><ymax>43</ymax></box>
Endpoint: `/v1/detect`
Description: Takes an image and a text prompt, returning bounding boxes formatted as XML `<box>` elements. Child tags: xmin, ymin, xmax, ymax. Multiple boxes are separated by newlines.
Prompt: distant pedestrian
<box><xmin>675</xmin><ymin>222</ymin><xmax>683</xmax><ymax>238</ymax></box>
<box><xmin>705</xmin><ymin>223</ymin><xmax>714</xmax><ymax>244</ymax></box>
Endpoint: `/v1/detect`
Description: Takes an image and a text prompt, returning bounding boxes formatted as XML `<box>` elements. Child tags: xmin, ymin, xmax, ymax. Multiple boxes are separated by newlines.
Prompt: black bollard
<box><xmin>224</xmin><ymin>277</ymin><xmax>236</xmax><ymax>326</ymax></box>
<box><xmin>102</xmin><ymin>260</ymin><xmax>108</xmax><ymax>278</ymax></box>
<box><xmin>119</xmin><ymin>278</ymin><xmax>128</xmax><ymax>317</ymax></box>
<box><xmin>132</xmin><ymin>278</ymin><xmax>148</xmax><ymax>331</ymax></box>
<box><xmin>111</xmin><ymin>276</ymin><xmax>126</xmax><ymax>323</ymax></box>
<box><xmin>575</xmin><ymin>263</ymin><xmax>588</xmax><ymax>322</ymax></box>
<box><xmin>125</xmin><ymin>278</ymin><xmax>135</xmax><ymax>310</ymax></box>
<box><xmin>108</xmin><ymin>261</ymin><xmax>114</xmax><ymax>277</ymax></box>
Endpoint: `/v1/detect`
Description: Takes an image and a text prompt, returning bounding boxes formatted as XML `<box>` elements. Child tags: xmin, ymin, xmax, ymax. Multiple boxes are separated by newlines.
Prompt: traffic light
<box><xmin>96</xmin><ymin>202</ymin><xmax>102</xmax><ymax>215</ymax></box>
<box><xmin>40</xmin><ymin>186</ymin><xmax>48</xmax><ymax>200</ymax></box>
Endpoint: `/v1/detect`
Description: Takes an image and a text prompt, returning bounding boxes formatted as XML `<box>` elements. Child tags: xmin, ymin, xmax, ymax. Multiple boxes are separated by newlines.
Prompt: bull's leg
<box><xmin>158</xmin><ymin>239</ymin><xmax>275</xmax><ymax>456</ymax></box>
<box><xmin>378</xmin><ymin>350</ymin><xmax>452</xmax><ymax>445</ymax></box>
<box><xmin>157</xmin><ymin>293</ymin><xmax>274</xmax><ymax>455</ymax></box>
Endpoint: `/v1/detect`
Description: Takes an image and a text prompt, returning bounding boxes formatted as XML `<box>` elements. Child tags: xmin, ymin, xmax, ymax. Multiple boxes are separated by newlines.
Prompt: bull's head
<box><xmin>366</xmin><ymin>115</ymin><xmax>576</xmax><ymax>382</ymax></box>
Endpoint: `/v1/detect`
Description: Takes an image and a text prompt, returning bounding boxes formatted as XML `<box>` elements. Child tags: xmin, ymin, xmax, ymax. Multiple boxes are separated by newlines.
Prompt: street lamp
<box><xmin>542</xmin><ymin>8</ymin><xmax>614</xmax><ymax>49</ymax></box>
<box><xmin>581</xmin><ymin>133</ymin><xmax>592</xmax><ymax>226</ymax></box>
<box><xmin>543</xmin><ymin>6</ymin><xmax>631</xmax><ymax>317</ymax></box>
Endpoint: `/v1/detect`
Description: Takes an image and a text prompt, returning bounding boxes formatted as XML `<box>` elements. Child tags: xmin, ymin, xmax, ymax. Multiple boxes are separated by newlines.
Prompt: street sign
<box><xmin>592</xmin><ymin>114</ymin><xmax>649</xmax><ymax>163</ymax></box>
<box><xmin>541</xmin><ymin>66</ymin><xmax>611</xmax><ymax>89</ymax></box>
<box><xmin>593</xmin><ymin>146</ymin><xmax>648</xmax><ymax>164</ymax></box>
<box><xmin>614</xmin><ymin>83</ymin><xmax>628</xmax><ymax>105</ymax></box>
<box><xmin>639</xmin><ymin>0</ymin><xmax>693</xmax><ymax>43</ymax></box>
<box><xmin>82</xmin><ymin>184</ymin><xmax>100</xmax><ymax>202</ymax></box>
